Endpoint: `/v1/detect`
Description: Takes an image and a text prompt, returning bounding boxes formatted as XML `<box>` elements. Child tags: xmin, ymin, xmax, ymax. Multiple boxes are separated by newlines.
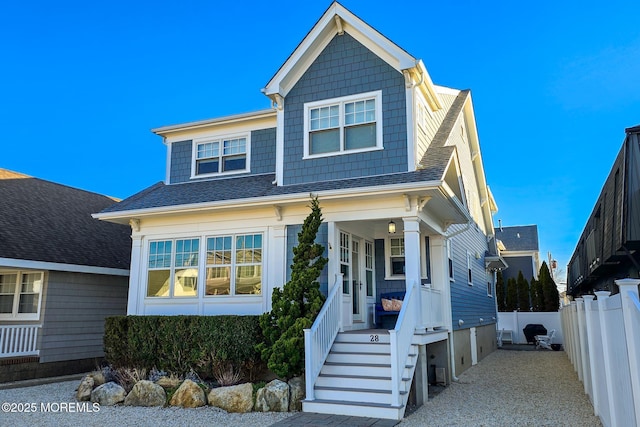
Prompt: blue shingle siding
<box><xmin>282</xmin><ymin>32</ymin><xmax>407</xmax><ymax>185</ymax></box>
<box><xmin>168</xmin><ymin>128</ymin><xmax>276</xmax><ymax>184</ymax></box>
<box><xmin>169</xmin><ymin>140</ymin><xmax>193</xmax><ymax>184</ymax></box>
<box><xmin>250</xmin><ymin>127</ymin><xmax>276</xmax><ymax>174</ymax></box>
<box><xmin>285</xmin><ymin>223</ymin><xmax>329</xmax><ymax>296</ymax></box>
<box><xmin>448</xmin><ymin>223</ymin><xmax>496</xmax><ymax>330</ymax></box>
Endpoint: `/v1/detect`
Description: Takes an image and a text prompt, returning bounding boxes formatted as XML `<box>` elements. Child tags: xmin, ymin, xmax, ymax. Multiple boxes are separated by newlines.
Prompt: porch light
<box><xmin>388</xmin><ymin>220</ymin><xmax>396</xmax><ymax>234</ymax></box>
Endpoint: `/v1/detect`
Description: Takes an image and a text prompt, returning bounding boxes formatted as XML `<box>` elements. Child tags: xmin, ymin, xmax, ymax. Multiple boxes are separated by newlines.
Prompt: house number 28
<box><xmin>370</xmin><ymin>335</ymin><xmax>379</xmax><ymax>342</ymax></box>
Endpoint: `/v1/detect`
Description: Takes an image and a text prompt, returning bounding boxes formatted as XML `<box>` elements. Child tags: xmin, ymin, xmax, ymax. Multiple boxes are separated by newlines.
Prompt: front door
<box><xmin>339</xmin><ymin>231</ymin><xmax>374</xmax><ymax>327</ymax></box>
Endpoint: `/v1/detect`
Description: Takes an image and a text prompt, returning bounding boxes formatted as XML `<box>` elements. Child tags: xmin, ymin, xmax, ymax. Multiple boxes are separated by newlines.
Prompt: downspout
<box><xmin>269</xmin><ymin>93</ymin><xmax>283</xmax><ymax>186</ymax></box>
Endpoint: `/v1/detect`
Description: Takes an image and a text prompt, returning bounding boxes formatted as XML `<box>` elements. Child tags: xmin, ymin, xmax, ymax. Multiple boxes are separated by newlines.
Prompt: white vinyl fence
<box><xmin>561</xmin><ymin>278</ymin><xmax>640</xmax><ymax>427</ymax></box>
<box><xmin>497</xmin><ymin>311</ymin><xmax>563</xmax><ymax>344</ymax></box>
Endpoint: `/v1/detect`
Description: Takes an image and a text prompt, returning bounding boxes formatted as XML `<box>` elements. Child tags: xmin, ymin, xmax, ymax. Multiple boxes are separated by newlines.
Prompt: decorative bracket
<box><xmin>403</xmin><ymin>194</ymin><xmax>411</xmax><ymax>211</ymax></box>
<box><xmin>418</xmin><ymin>196</ymin><xmax>432</xmax><ymax>211</ymax></box>
<box><xmin>274</xmin><ymin>205</ymin><xmax>282</xmax><ymax>221</ymax></box>
<box><xmin>129</xmin><ymin>218</ymin><xmax>140</xmax><ymax>232</ymax></box>
<box><xmin>270</xmin><ymin>94</ymin><xmax>284</xmax><ymax>111</ymax></box>
<box><xmin>334</xmin><ymin>15</ymin><xmax>344</xmax><ymax>35</ymax></box>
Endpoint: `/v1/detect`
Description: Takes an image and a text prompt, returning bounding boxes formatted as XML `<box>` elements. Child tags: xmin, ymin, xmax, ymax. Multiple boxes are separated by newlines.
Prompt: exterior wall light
<box><xmin>388</xmin><ymin>220</ymin><xmax>396</xmax><ymax>234</ymax></box>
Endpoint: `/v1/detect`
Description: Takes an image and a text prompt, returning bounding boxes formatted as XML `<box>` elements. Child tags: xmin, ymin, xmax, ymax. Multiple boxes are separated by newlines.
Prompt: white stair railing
<box><xmin>389</xmin><ymin>280</ymin><xmax>420</xmax><ymax>407</ymax></box>
<box><xmin>0</xmin><ymin>325</ymin><xmax>40</xmax><ymax>357</ymax></box>
<box><xmin>304</xmin><ymin>273</ymin><xmax>343</xmax><ymax>401</ymax></box>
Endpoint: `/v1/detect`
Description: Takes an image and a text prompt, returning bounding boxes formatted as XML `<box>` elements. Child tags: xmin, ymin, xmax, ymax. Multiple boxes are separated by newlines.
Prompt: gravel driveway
<box><xmin>0</xmin><ymin>349</ymin><xmax>601</xmax><ymax>427</ymax></box>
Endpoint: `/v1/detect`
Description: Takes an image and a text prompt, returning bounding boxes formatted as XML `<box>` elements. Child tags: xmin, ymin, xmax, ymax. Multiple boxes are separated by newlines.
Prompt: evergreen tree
<box><xmin>257</xmin><ymin>196</ymin><xmax>328</xmax><ymax>379</ymax></box>
<box><xmin>505</xmin><ymin>277</ymin><xmax>518</xmax><ymax>311</ymax></box>
<box><xmin>530</xmin><ymin>277</ymin><xmax>544</xmax><ymax>312</ymax></box>
<box><xmin>496</xmin><ymin>270</ymin><xmax>506</xmax><ymax>311</ymax></box>
<box><xmin>516</xmin><ymin>270</ymin><xmax>531</xmax><ymax>311</ymax></box>
<box><xmin>539</xmin><ymin>261</ymin><xmax>560</xmax><ymax>311</ymax></box>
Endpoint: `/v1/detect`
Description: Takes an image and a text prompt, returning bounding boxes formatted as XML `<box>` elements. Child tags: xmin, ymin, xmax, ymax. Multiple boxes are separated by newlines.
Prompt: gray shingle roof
<box><xmin>495</xmin><ymin>225</ymin><xmax>539</xmax><ymax>252</ymax></box>
<box><xmin>101</xmin><ymin>165</ymin><xmax>449</xmax><ymax>215</ymax></box>
<box><xmin>0</xmin><ymin>173</ymin><xmax>131</xmax><ymax>270</ymax></box>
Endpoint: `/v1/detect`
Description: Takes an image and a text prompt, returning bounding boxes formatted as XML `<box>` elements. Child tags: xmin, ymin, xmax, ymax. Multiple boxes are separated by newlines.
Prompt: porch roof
<box><xmin>97</xmin><ymin>165</ymin><xmax>462</xmax><ymax>221</ymax></box>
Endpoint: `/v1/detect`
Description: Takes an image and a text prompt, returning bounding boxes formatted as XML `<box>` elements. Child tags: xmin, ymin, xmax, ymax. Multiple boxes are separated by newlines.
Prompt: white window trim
<box><xmin>190</xmin><ymin>132</ymin><xmax>251</xmax><ymax>179</ymax></box>
<box><xmin>303</xmin><ymin>90</ymin><xmax>383</xmax><ymax>159</ymax></box>
<box><xmin>383</xmin><ymin>236</ymin><xmax>430</xmax><ymax>281</ymax></box>
<box><xmin>146</xmin><ymin>237</ymin><xmax>200</xmax><ymax>298</ymax></box>
<box><xmin>467</xmin><ymin>251</ymin><xmax>473</xmax><ymax>286</ymax></box>
<box><xmin>0</xmin><ymin>270</ymin><xmax>44</xmax><ymax>321</ymax></box>
<box><xmin>144</xmin><ymin>230</ymin><xmax>265</xmax><ymax>300</ymax></box>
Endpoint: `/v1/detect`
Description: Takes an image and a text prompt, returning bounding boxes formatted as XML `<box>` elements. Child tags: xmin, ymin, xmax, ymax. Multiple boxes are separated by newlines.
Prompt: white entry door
<box><xmin>339</xmin><ymin>232</ymin><xmax>373</xmax><ymax>327</ymax></box>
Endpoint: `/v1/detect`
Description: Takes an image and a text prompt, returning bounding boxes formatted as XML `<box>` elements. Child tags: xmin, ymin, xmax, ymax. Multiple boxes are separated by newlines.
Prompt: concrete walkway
<box><xmin>276</xmin><ymin>348</ymin><xmax>601</xmax><ymax>427</ymax></box>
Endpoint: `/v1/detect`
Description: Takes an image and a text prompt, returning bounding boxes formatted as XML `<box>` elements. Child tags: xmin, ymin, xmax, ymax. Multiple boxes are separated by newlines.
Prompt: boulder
<box><xmin>124</xmin><ymin>380</ymin><xmax>166</xmax><ymax>407</ymax></box>
<box><xmin>76</xmin><ymin>376</ymin><xmax>94</xmax><ymax>402</ymax></box>
<box><xmin>155</xmin><ymin>376</ymin><xmax>181</xmax><ymax>390</ymax></box>
<box><xmin>90</xmin><ymin>382</ymin><xmax>126</xmax><ymax>406</ymax></box>
<box><xmin>254</xmin><ymin>379</ymin><xmax>289</xmax><ymax>412</ymax></box>
<box><xmin>207</xmin><ymin>383</ymin><xmax>253</xmax><ymax>413</ymax></box>
<box><xmin>88</xmin><ymin>370</ymin><xmax>106</xmax><ymax>386</ymax></box>
<box><xmin>169</xmin><ymin>379</ymin><xmax>206</xmax><ymax>408</ymax></box>
<box><xmin>288</xmin><ymin>376</ymin><xmax>305</xmax><ymax>411</ymax></box>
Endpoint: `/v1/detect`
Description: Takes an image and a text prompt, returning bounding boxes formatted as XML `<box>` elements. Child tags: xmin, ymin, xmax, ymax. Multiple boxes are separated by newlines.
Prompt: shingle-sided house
<box><xmin>567</xmin><ymin>125</ymin><xmax>640</xmax><ymax>297</ymax></box>
<box><xmin>95</xmin><ymin>2</ymin><xmax>505</xmax><ymax>419</ymax></box>
<box><xmin>0</xmin><ymin>169</ymin><xmax>131</xmax><ymax>381</ymax></box>
<box><xmin>495</xmin><ymin>224</ymin><xmax>540</xmax><ymax>283</ymax></box>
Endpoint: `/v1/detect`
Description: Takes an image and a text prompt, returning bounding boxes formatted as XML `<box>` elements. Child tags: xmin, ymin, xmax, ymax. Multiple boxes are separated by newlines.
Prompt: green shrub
<box><xmin>103</xmin><ymin>315</ymin><xmax>262</xmax><ymax>379</ymax></box>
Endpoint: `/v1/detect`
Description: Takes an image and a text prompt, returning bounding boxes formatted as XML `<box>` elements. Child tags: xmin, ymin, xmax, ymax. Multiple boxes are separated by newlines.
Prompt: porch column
<box><xmin>429</xmin><ymin>236</ymin><xmax>452</xmax><ymax>329</ymax></box>
<box><xmin>127</xmin><ymin>235</ymin><xmax>143</xmax><ymax>315</ymax></box>
<box><xmin>402</xmin><ymin>217</ymin><xmax>421</xmax><ymax>290</ymax></box>
<box><xmin>266</xmin><ymin>225</ymin><xmax>286</xmax><ymax>312</ymax></box>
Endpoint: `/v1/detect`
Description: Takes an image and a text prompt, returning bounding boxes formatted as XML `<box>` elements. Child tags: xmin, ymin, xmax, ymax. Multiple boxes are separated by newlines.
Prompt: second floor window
<box><xmin>304</xmin><ymin>91</ymin><xmax>382</xmax><ymax>158</ymax></box>
<box><xmin>194</xmin><ymin>136</ymin><xmax>247</xmax><ymax>176</ymax></box>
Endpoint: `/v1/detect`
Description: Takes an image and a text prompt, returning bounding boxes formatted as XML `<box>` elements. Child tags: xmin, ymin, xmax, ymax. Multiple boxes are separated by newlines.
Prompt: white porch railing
<box><xmin>389</xmin><ymin>280</ymin><xmax>420</xmax><ymax>407</ymax></box>
<box><xmin>421</xmin><ymin>285</ymin><xmax>443</xmax><ymax>330</ymax></box>
<box><xmin>561</xmin><ymin>278</ymin><xmax>640</xmax><ymax>427</ymax></box>
<box><xmin>0</xmin><ymin>325</ymin><xmax>40</xmax><ymax>358</ymax></box>
<box><xmin>304</xmin><ymin>273</ymin><xmax>343</xmax><ymax>401</ymax></box>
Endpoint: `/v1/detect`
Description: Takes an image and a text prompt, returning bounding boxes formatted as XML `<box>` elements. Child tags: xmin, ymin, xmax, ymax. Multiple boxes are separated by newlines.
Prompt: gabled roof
<box><xmin>495</xmin><ymin>225</ymin><xmax>539</xmax><ymax>252</ymax></box>
<box><xmin>262</xmin><ymin>1</ymin><xmax>442</xmax><ymax>110</ymax></box>
<box><xmin>0</xmin><ymin>170</ymin><xmax>131</xmax><ymax>271</ymax></box>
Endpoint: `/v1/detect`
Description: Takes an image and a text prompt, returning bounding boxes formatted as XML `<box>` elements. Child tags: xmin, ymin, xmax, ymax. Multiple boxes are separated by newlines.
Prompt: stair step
<box><xmin>314</xmin><ymin>386</ymin><xmax>407</xmax><ymax>404</ymax></box>
<box><xmin>316</xmin><ymin>373</ymin><xmax>411</xmax><ymax>391</ymax></box>
<box><xmin>303</xmin><ymin>399</ymin><xmax>404</xmax><ymax>420</ymax></box>
<box><xmin>326</xmin><ymin>351</ymin><xmax>391</xmax><ymax>364</ymax></box>
<box><xmin>335</xmin><ymin>331</ymin><xmax>391</xmax><ymax>344</ymax></box>
<box><xmin>331</xmin><ymin>342</ymin><xmax>390</xmax><ymax>353</ymax></box>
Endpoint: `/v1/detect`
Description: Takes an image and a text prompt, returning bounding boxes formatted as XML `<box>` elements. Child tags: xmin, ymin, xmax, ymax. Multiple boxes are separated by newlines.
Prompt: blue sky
<box><xmin>1</xmin><ymin>0</ymin><xmax>639</xmax><ymax>282</ymax></box>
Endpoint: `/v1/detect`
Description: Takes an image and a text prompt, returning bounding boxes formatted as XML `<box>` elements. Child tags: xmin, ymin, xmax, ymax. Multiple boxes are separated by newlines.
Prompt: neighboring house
<box><xmin>0</xmin><ymin>169</ymin><xmax>131</xmax><ymax>382</ymax></box>
<box><xmin>494</xmin><ymin>224</ymin><xmax>540</xmax><ymax>283</ymax></box>
<box><xmin>95</xmin><ymin>2</ymin><xmax>505</xmax><ymax>419</ymax></box>
<box><xmin>568</xmin><ymin>125</ymin><xmax>640</xmax><ymax>297</ymax></box>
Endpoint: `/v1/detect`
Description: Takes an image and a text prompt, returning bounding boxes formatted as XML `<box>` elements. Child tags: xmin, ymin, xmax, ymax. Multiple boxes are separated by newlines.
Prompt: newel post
<box><xmin>615</xmin><ymin>278</ymin><xmax>640</xmax><ymax>425</ymax></box>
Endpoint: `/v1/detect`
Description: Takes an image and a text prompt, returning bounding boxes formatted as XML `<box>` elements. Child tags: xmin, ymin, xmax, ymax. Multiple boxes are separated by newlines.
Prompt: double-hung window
<box><xmin>147</xmin><ymin>238</ymin><xmax>199</xmax><ymax>297</ymax></box>
<box><xmin>0</xmin><ymin>271</ymin><xmax>44</xmax><ymax>320</ymax></box>
<box><xmin>304</xmin><ymin>91</ymin><xmax>382</xmax><ymax>158</ymax></box>
<box><xmin>194</xmin><ymin>135</ymin><xmax>248</xmax><ymax>176</ymax></box>
<box><xmin>205</xmin><ymin>234</ymin><xmax>262</xmax><ymax>296</ymax></box>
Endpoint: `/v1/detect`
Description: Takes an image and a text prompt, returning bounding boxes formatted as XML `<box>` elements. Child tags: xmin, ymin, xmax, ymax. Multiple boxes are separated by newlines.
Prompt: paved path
<box><xmin>276</xmin><ymin>348</ymin><xmax>601</xmax><ymax>427</ymax></box>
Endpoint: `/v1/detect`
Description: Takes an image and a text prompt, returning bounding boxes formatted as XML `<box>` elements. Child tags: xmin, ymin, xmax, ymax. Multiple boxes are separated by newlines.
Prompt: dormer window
<box><xmin>303</xmin><ymin>91</ymin><xmax>383</xmax><ymax>158</ymax></box>
<box><xmin>193</xmin><ymin>134</ymin><xmax>249</xmax><ymax>177</ymax></box>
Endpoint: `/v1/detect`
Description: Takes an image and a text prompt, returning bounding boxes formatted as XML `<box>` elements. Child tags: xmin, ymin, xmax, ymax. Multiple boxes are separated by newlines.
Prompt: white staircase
<box><xmin>302</xmin><ymin>330</ymin><xmax>418</xmax><ymax>419</ymax></box>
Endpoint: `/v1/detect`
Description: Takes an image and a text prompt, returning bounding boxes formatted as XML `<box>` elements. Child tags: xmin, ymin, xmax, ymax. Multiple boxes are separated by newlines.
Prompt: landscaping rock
<box><xmin>169</xmin><ymin>379</ymin><xmax>206</xmax><ymax>408</ymax></box>
<box><xmin>90</xmin><ymin>382</ymin><xmax>126</xmax><ymax>406</ymax></box>
<box><xmin>254</xmin><ymin>379</ymin><xmax>289</xmax><ymax>412</ymax></box>
<box><xmin>288</xmin><ymin>376</ymin><xmax>305</xmax><ymax>411</ymax></box>
<box><xmin>155</xmin><ymin>376</ymin><xmax>181</xmax><ymax>390</ymax></box>
<box><xmin>88</xmin><ymin>370</ymin><xmax>106</xmax><ymax>386</ymax></box>
<box><xmin>76</xmin><ymin>376</ymin><xmax>94</xmax><ymax>402</ymax></box>
<box><xmin>124</xmin><ymin>380</ymin><xmax>166</xmax><ymax>407</ymax></box>
<box><xmin>207</xmin><ymin>383</ymin><xmax>253</xmax><ymax>413</ymax></box>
